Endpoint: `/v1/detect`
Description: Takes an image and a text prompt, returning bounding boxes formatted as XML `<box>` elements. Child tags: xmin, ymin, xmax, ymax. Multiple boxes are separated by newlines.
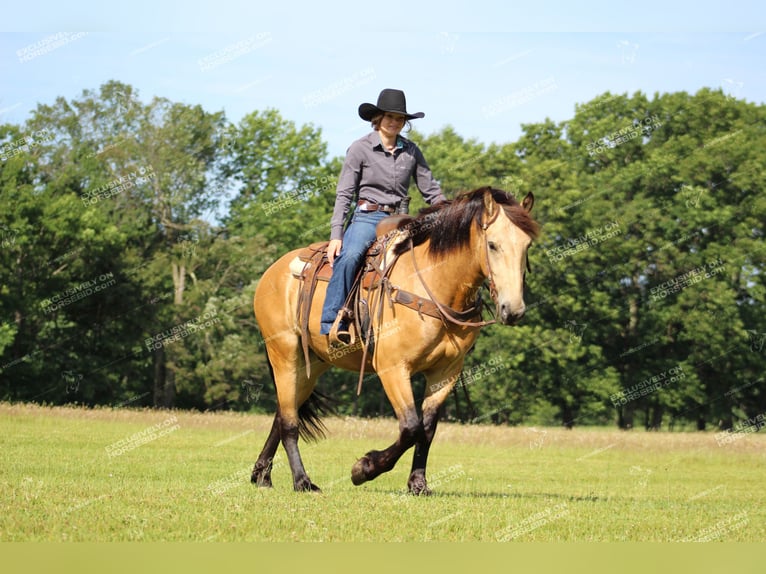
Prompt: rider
<box><xmin>320</xmin><ymin>88</ymin><xmax>446</xmax><ymax>345</ymax></box>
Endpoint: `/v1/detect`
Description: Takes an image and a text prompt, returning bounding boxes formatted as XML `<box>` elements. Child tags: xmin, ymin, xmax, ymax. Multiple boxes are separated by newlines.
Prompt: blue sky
<box><xmin>1</xmin><ymin>1</ymin><xmax>764</xmax><ymax>159</ymax></box>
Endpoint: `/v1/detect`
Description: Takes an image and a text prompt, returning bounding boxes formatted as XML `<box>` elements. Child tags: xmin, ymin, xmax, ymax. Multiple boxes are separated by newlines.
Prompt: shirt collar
<box><xmin>369</xmin><ymin>132</ymin><xmax>406</xmax><ymax>151</ymax></box>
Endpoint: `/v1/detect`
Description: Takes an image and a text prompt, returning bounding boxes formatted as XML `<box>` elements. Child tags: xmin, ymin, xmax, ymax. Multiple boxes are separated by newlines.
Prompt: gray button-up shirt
<box><xmin>329</xmin><ymin>131</ymin><xmax>445</xmax><ymax>240</ymax></box>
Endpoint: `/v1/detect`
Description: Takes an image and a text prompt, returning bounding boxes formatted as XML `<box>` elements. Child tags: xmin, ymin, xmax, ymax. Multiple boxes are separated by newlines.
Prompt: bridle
<box><xmin>407</xmin><ymin>203</ymin><xmax>513</xmax><ymax>329</ymax></box>
<box><xmin>480</xmin><ymin>203</ymin><xmax>501</xmax><ymax>310</ymax></box>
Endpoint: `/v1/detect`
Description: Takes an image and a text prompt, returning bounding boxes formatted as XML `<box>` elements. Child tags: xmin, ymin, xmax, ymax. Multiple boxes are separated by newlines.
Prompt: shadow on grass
<box><xmin>361</xmin><ymin>487</ymin><xmax>607</xmax><ymax>502</ymax></box>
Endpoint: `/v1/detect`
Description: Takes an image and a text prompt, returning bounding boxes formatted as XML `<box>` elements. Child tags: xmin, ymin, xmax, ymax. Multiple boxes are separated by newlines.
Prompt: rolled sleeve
<box><xmin>412</xmin><ymin>146</ymin><xmax>446</xmax><ymax>205</ymax></box>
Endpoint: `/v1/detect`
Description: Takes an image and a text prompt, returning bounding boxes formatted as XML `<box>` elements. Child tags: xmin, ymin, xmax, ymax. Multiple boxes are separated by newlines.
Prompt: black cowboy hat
<box><xmin>358</xmin><ymin>89</ymin><xmax>425</xmax><ymax>121</ymax></box>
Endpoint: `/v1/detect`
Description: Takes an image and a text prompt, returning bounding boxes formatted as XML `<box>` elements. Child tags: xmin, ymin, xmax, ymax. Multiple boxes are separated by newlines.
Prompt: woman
<box><xmin>320</xmin><ymin>88</ymin><xmax>446</xmax><ymax>345</ymax></box>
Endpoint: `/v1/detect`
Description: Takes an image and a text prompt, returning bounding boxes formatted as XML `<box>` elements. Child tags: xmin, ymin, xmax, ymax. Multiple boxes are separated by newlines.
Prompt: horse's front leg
<box><xmin>407</xmin><ymin>368</ymin><xmax>463</xmax><ymax>495</ymax></box>
<box><xmin>407</xmin><ymin>407</ymin><xmax>439</xmax><ymax>495</ymax></box>
<box><xmin>351</xmin><ymin>408</ymin><xmax>423</xmax><ymax>486</ymax></box>
<box><xmin>351</xmin><ymin>366</ymin><xmax>423</xmax><ymax>487</ymax></box>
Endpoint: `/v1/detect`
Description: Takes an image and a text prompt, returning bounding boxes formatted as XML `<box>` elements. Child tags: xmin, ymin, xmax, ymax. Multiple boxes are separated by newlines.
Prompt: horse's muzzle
<box><xmin>499</xmin><ymin>302</ymin><xmax>525</xmax><ymax>325</ymax></box>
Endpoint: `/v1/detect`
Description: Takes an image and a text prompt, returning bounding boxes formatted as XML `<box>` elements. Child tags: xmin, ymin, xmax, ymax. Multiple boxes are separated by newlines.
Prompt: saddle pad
<box><xmin>289</xmin><ymin>255</ymin><xmax>333</xmax><ymax>281</ymax></box>
<box><xmin>288</xmin><ymin>256</ymin><xmax>307</xmax><ymax>278</ymax></box>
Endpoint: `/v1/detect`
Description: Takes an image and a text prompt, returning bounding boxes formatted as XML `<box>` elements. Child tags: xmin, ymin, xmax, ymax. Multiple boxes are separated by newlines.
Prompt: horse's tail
<box><xmin>263</xmin><ymin>346</ymin><xmax>335</xmax><ymax>443</ymax></box>
<box><xmin>297</xmin><ymin>390</ymin><xmax>335</xmax><ymax>442</ymax></box>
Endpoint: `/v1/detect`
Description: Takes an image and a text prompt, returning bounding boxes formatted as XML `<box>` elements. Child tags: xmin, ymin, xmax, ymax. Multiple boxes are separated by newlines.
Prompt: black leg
<box><xmin>351</xmin><ymin>408</ymin><xmax>423</xmax><ymax>486</ymax></box>
<box><xmin>252</xmin><ymin>413</ymin><xmax>281</xmax><ymax>487</ymax></box>
<box><xmin>407</xmin><ymin>407</ymin><xmax>440</xmax><ymax>495</ymax></box>
<box><xmin>280</xmin><ymin>418</ymin><xmax>320</xmax><ymax>492</ymax></box>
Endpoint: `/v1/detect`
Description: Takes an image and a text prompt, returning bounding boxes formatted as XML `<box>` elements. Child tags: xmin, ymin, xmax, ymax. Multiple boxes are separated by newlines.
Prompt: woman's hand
<box><xmin>327</xmin><ymin>239</ymin><xmax>343</xmax><ymax>266</ymax></box>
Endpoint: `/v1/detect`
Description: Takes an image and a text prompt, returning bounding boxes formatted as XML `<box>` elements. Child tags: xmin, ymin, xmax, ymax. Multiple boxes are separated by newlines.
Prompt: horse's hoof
<box><xmin>351</xmin><ymin>456</ymin><xmax>373</xmax><ymax>485</ymax></box>
<box><xmin>408</xmin><ymin>475</ymin><xmax>431</xmax><ymax>496</ymax></box>
<box><xmin>294</xmin><ymin>477</ymin><xmax>322</xmax><ymax>493</ymax></box>
<box><xmin>251</xmin><ymin>470</ymin><xmax>272</xmax><ymax>488</ymax></box>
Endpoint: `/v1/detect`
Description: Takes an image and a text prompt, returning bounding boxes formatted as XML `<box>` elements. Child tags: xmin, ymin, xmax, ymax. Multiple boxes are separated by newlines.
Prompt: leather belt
<box><xmin>357</xmin><ymin>200</ymin><xmax>397</xmax><ymax>214</ymax></box>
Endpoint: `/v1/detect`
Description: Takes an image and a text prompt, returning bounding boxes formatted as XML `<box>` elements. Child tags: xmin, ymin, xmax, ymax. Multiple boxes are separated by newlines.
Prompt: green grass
<box><xmin>1</xmin><ymin>402</ymin><xmax>764</xmax><ymax>542</ymax></box>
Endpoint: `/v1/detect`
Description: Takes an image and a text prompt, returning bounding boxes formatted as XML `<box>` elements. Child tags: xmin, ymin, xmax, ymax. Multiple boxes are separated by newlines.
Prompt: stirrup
<box><xmin>328</xmin><ymin>308</ymin><xmax>354</xmax><ymax>348</ymax></box>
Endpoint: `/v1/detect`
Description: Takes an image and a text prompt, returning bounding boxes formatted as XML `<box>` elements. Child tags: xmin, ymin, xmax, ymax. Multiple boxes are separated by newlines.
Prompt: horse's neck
<box><xmin>409</xmin><ymin>242</ymin><xmax>484</xmax><ymax>312</ymax></box>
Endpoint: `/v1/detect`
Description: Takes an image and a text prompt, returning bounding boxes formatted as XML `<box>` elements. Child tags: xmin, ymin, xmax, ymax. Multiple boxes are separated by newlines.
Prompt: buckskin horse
<box><xmin>252</xmin><ymin>186</ymin><xmax>539</xmax><ymax>494</ymax></box>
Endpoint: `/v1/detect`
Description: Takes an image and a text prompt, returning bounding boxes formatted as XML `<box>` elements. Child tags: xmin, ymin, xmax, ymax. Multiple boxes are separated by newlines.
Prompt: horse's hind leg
<box><xmin>280</xmin><ymin>411</ymin><xmax>320</xmax><ymax>492</ymax></box>
<box><xmin>253</xmin><ymin>382</ymin><xmax>322</xmax><ymax>491</ymax></box>
<box><xmin>252</xmin><ymin>413</ymin><xmax>281</xmax><ymax>487</ymax></box>
<box><xmin>273</xmin><ymin>351</ymin><xmax>328</xmax><ymax>492</ymax></box>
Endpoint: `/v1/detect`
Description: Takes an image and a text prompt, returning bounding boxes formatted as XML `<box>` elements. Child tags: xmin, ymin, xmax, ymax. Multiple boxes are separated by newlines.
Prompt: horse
<box><xmin>251</xmin><ymin>186</ymin><xmax>539</xmax><ymax>494</ymax></box>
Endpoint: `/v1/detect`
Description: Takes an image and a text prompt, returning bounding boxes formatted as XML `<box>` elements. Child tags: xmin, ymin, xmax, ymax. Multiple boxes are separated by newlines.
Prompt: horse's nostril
<box><xmin>501</xmin><ymin>303</ymin><xmax>525</xmax><ymax>324</ymax></box>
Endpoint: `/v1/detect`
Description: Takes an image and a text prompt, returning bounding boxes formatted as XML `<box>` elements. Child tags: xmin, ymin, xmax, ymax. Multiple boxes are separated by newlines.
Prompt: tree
<box><xmin>223</xmin><ymin>109</ymin><xmax>339</xmax><ymax>252</ymax></box>
<box><xmin>555</xmin><ymin>88</ymin><xmax>765</xmax><ymax>429</ymax></box>
<box><xmin>1</xmin><ymin>81</ymin><xmax>232</xmax><ymax>408</ymax></box>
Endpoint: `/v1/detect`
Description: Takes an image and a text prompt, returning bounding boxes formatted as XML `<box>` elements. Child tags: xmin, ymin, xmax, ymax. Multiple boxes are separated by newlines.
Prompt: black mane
<box><xmin>392</xmin><ymin>187</ymin><xmax>539</xmax><ymax>258</ymax></box>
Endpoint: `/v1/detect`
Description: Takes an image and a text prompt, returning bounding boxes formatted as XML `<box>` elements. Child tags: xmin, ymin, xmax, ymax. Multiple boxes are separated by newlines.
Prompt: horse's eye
<box><xmin>488</xmin><ymin>241</ymin><xmax>498</xmax><ymax>251</ymax></box>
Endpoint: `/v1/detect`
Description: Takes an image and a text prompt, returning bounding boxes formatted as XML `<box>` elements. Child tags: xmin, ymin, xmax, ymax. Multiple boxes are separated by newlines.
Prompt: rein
<box><xmin>405</xmin><ymin>237</ymin><xmax>496</xmax><ymax>328</ymax></box>
<box><xmin>400</xmin><ymin>205</ymin><xmax>502</xmax><ymax>329</ymax></box>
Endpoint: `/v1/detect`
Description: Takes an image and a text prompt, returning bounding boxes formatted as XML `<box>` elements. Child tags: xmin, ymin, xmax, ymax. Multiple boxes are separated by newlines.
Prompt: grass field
<box><xmin>1</xmin><ymin>402</ymin><xmax>764</xmax><ymax>542</ymax></box>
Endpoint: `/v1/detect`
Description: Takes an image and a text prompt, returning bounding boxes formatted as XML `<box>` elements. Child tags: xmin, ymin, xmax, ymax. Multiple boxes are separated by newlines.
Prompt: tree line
<box><xmin>1</xmin><ymin>80</ymin><xmax>763</xmax><ymax>430</ymax></box>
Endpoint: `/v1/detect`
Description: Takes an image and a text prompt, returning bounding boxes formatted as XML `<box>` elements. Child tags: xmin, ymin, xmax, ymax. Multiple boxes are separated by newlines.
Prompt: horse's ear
<box><xmin>483</xmin><ymin>188</ymin><xmax>497</xmax><ymax>219</ymax></box>
<box><xmin>522</xmin><ymin>192</ymin><xmax>534</xmax><ymax>213</ymax></box>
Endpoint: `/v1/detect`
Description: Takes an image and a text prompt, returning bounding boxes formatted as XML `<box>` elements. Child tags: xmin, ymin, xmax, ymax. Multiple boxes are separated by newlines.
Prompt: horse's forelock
<box><xmin>500</xmin><ymin>203</ymin><xmax>540</xmax><ymax>240</ymax></box>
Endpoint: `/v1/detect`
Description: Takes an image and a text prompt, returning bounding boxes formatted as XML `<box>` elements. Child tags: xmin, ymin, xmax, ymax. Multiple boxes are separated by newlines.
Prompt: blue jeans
<box><xmin>320</xmin><ymin>208</ymin><xmax>389</xmax><ymax>334</ymax></box>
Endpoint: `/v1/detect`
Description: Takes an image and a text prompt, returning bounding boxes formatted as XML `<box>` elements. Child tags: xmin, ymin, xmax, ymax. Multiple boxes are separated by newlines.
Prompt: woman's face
<box><xmin>378</xmin><ymin>112</ymin><xmax>406</xmax><ymax>138</ymax></box>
